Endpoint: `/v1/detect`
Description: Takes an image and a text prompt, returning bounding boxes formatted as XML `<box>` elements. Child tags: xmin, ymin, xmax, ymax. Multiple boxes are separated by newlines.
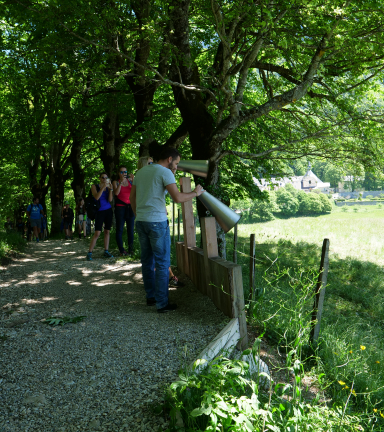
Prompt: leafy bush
<box><xmin>249</xmin><ymin>191</ymin><xmax>278</xmax><ymax>222</ymax></box>
<box><xmin>297</xmin><ymin>192</ymin><xmax>323</xmax><ymax>214</ymax></box>
<box><xmin>0</xmin><ymin>230</ymin><xmax>26</xmax><ymax>261</ymax></box>
<box><xmin>366</xmin><ymin>195</ymin><xmax>374</xmax><ymax>200</ymax></box>
<box><xmin>276</xmin><ymin>188</ymin><xmax>299</xmax><ymax>216</ymax></box>
<box><xmin>166</xmin><ymin>351</ymin><xmax>365</xmax><ymax>432</ymax></box>
<box><xmin>318</xmin><ymin>193</ymin><xmax>333</xmax><ymax>212</ymax></box>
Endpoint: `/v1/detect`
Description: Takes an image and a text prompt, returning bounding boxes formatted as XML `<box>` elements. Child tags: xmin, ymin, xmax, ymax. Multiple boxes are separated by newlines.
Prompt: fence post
<box><xmin>180</xmin><ymin>177</ymin><xmax>196</xmax><ymax>276</ymax></box>
<box><xmin>233</xmin><ymin>224</ymin><xmax>238</xmax><ymax>264</ymax></box>
<box><xmin>249</xmin><ymin>234</ymin><xmax>256</xmax><ymax>299</ymax></box>
<box><xmin>310</xmin><ymin>239</ymin><xmax>330</xmax><ymax>346</ymax></box>
<box><xmin>201</xmin><ymin>217</ymin><xmax>219</xmax><ymax>298</ymax></box>
<box><xmin>248</xmin><ymin>234</ymin><xmax>256</xmax><ymax>317</ymax></box>
<box><xmin>177</xmin><ymin>209</ymin><xmax>181</xmax><ymax>241</ymax></box>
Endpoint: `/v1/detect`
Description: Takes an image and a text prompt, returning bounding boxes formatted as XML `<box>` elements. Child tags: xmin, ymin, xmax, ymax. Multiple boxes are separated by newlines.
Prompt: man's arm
<box><xmin>130</xmin><ymin>185</ymin><xmax>136</xmax><ymax>216</ymax></box>
<box><xmin>166</xmin><ymin>183</ymin><xmax>204</xmax><ymax>203</ymax></box>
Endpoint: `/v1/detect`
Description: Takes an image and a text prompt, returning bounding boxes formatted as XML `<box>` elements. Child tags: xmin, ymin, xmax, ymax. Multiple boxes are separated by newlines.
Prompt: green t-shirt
<box><xmin>133</xmin><ymin>164</ymin><xmax>175</xmax><ymax>222</ymax></box>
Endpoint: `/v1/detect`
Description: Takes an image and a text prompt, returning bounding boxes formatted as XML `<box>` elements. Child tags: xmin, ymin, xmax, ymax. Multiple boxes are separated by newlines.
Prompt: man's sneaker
<box><xmin>119</xmin><ymin>250</ymin><xmax>128</xmax><ymax>257</ymax></box>
<box><xmin>86</xmin><ymin>252</ymin><xmax>93</xmax><ymax>261</ymax></box>
<box><xmin>169</xmin><ymin>276</ymin><xmax>185</xmax><ymax>287</ymax></box>
<box><xmin>157</xmin><ymin>303</ymin><xmax>177</xmax><ymax>313</ymax></box>
<box><xmin>103</xmin><ymin>250</ymin><xmax>114</xmax><ymax>258</ymax></box>
<box><xmin>146</xmin><ymin>297</ymin><xmax>156</xmax><ymax>306</ymax></box>
<box><xmin>36</xmin><ymin>238</ymin><xmax>39</xmax><ymax>243</ymax></box>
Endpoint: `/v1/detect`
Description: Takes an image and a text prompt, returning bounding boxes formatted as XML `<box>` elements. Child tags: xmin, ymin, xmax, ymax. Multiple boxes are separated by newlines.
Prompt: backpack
<box><xmin>85</xmin><ymin>185</ymin><xmax>101</xmax><ymax>220</ymax></box>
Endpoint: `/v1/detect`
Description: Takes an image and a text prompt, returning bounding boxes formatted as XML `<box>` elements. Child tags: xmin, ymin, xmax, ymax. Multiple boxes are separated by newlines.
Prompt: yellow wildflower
<box><xmin>349</xmin><ymin>350</ymin><xmax>353</xmax><ymax>354</ymax></box>
<box><xmin>344</xmin><ymin>386</ymin><xmax>349</xmax><ymax>390</ymax></box>
<box><xmin>373</xmin><ymin>409</ymin><xmax>378</xmax><ymax>413</ymax></box>
<box><xmin>376</xmin><ymin>361</ymin><xmax>380</xmax><ymax>364</ymax></box>
<box><xmin>381</xmin><ymin>412</ymin><xmax>384</xmax><ymax>418</ymax></box>
<box><xmin>360</xmin><ymin>345</ymin><xmax>366</xmax><ymax>350</ymax></box>
<box><xmin>352</xmin><ymin>389</ymin><xmax>356</xmax><ymax>396</ymax></box>
<box><xmin>338</xmin><ymin>381</ymin><xmax>346</xmax><ymax>386</ymax></box>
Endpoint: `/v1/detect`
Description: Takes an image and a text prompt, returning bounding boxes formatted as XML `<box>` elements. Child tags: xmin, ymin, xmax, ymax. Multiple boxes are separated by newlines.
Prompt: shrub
<box><xmin>366</xmin><ymin>195</ymin><xmax>374</xmax><ymax>200</ymax></box>
<box><xmin>250</xmin><ymin>191</ymin><xmax>278</xmax><ymax>222</ymax></box>
<box><xmin>0</xmin><ymin>231</ymin><xmax>26</xmax><ymax>261</ymax></box>
<box><xmin>298</xmin><ymin>192</ymin><xmax>323</xmax><ymax>214</ymax></box>
<box><xmin>318</xmin><ymin>193</ymin><xmax>333</xmax><ymax>212</ymax></box>
<box><xmin>276</xmin><ymin>188</ymin><xmax>299</xmax><ymax>216</ymax></box>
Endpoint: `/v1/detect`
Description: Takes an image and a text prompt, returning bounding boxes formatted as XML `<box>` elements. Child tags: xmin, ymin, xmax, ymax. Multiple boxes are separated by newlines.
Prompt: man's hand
<box><xmin>193</xmin><ymin>185</ymin><xmax>205</xmax><ymax>196</ymax></box>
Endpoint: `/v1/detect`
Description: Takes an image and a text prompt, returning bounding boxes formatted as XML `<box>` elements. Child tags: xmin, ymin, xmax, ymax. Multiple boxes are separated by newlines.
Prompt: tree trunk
<box><xmin>50</xmin><ymin>168</ymin><xmax>65</xmax><ymax>235</ymax></box>
<box><xmin>70</xmin><ymin>136</ymin><xmax>85</xmax><ymax>201</ymax></box>
<box><xmin>28</xmin><ymin>155</ymin><xmax>50</xmax><ymax>213</ymax></box>
<box><xmin>100</xmin><ymin>106</ymin><xmax>123</xmax><ymax>178</ymax></box>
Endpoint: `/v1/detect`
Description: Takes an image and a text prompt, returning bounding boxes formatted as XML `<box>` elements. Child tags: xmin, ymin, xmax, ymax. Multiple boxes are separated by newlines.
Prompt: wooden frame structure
<box><xmin>176</xmin><ymin>177</ymin><xmax>248</xmax><ymax>350</ymax></box>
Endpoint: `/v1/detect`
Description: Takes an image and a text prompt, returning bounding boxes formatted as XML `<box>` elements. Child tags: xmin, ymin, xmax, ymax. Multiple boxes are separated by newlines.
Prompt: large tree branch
<box><xmin>208</xmin><ymin>14</ymin><xmax>345</xmax><ymax>160</ymax></box>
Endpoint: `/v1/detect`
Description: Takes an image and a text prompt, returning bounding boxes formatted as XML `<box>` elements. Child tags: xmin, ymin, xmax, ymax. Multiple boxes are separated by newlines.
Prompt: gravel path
<box><xmin>0</xmin><ymin>239</ymin><xmax>228</xmax><ymax>432</ymax></box>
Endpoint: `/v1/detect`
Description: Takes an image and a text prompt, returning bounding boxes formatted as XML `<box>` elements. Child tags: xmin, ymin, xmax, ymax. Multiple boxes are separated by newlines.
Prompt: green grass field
<box><xmin>232</xmin><ymin>205</ymin><xmax>384</xmax><ymax>266</ymax></box>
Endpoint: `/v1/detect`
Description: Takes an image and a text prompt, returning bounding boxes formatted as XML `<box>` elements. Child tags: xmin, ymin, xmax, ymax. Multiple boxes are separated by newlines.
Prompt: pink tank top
<box><xmin>116</xmin><ymin>182</ymin><xmax>132</xmax><ymax>206</ymax></box>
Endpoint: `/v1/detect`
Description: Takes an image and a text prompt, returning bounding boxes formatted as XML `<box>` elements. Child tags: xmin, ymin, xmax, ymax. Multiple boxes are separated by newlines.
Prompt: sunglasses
<box><xmin>120</xmin><ymin>171</ymin><xmax>127</xmax><ymax>174</ymax></box>
<box><xmin>101</xmin><ymin>176</ymin><xmax>108</xmax><ymax>179</ymax></box>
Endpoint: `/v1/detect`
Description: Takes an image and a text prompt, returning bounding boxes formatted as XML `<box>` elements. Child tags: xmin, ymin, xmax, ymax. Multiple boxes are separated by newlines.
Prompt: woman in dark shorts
<box><xmin>86</xmin><ymin>172</ymin><xmax>114</xmax><ymax>261</ymax></box>
<box><xmin>113</xmin><ymin>165</ymin><xmax>135</xmax><ymax>256</ymax></box>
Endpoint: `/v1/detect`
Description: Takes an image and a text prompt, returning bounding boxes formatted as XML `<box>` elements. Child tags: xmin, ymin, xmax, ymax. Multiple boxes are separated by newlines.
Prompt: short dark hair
<box><xmin>33</xmin><ymin>197</ymin><xmax>39</xmax><ymax>203</ymax></box>
<box><xmin>158</xmin><ymin>147</ymin><xmax>181</xmax><ymax>161</ymax></box>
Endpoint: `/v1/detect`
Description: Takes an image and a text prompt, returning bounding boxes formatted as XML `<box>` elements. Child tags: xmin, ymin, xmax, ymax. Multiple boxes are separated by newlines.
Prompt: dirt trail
<box><xmin>0</xmin><ymin>239</ymin><xmax>228</xmax><ymax>432</ymax></box>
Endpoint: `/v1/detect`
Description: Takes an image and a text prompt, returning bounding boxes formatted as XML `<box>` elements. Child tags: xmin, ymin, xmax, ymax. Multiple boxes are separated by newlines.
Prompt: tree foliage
<box><xmin>1</xmin><ymin>0</ymin><xmax>384</xmax><ymax>233</ymax></box>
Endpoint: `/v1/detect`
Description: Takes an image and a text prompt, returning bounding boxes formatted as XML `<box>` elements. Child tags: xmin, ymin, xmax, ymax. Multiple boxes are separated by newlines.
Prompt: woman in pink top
<box><xmin>113</xmin><ymin>165</ymin><xmax>135</xmax><ymax>256</ymax></box>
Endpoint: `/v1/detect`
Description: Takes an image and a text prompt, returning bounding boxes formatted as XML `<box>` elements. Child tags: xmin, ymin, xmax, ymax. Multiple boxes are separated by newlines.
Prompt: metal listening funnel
<box><xmin>198</xmin><ymin>191</ymin><xmax>241</xmax><ymax>233</ymax></box>
<box><xmin>177</xmin><ymin>160</ymin><xmax>209</xmax><ymax>178</ymax></box>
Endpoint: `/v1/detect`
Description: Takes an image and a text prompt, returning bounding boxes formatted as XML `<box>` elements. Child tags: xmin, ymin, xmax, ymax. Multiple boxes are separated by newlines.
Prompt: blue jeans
<box><xmin>136</xmin><ymin>220</ymin><xmax>170</xmax><ymax>309</ymax></box>
<box><xmin>115</xmin><ymin>205</ymin><xmax>135</xmax><ymax>253</ymax></box>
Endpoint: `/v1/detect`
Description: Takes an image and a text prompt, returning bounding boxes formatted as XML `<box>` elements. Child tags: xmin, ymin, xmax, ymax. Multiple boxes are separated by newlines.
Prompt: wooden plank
<box><xmin>201</xmin><ymin>217</ymin><xmax>219</xmax><ymax>298</ymax></box>
<box><xmin>180</xmin><ymin>177</ymin><xmax>196</xmax><ymax>276</ymax></box>
<box><xmin>208</xmin><ymin>257</ymin><xmax>232</xmax><ymax>317</ymax></box>
<box><xmin>310</xmin><ymin>239</ymin><xmax>330</xmax><ymax>346</ymax></box>
<box><xmin>191</xmin><ymin>318</ymin><xmax>240</xmax><ymax>373</ymax></box>
<box><xmin>188</xmin><ymin>247</ymin><xmax>205</xmax><ymax>293</ymax></box>
<box><xmin>233</xmin><ymin>224</ymin><xmax>238</xmax><ymax>264</ymax></box>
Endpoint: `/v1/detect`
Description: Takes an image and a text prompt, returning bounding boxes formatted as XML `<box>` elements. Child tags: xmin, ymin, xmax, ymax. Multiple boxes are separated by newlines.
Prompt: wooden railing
<box><xmin>175</xmin><ymin>177</ymin><xmax>248</xmax><ymax>350</ymax></box>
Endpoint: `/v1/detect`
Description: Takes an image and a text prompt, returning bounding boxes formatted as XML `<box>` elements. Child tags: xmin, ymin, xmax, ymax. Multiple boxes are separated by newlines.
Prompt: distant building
<box><xmin>337</xmin><ymin>176</ymin><xmax>364</xmax><ymax>192</ymax></box>
<box><xmin>254</xmin><ymin>163</ymin><xmax>332</xmax><ymax>193</ymax></box>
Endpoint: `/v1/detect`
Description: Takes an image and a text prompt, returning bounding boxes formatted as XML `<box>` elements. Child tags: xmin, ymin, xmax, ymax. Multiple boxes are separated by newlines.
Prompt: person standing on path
<box><xmin>137</xmin><ymin>156</ymin><xmax>185</xmax><ymax>288</ymax></box>
<box><xmin>62</xmin><ymin>201</ymin><xmax>74</xmax><ymax>240</ymax></box>
<box><xmin>113</xmin><ymin>165</ymin><xmax>135</xmax><ymax>256</ymax></box>
<box><xmin>75</xmin><ymin>198</ymin><xmax>87</xmax><ymax>239</ymax></box>
<box><xmin>130</xmin><ymin>148</ymin><xmax>204</xmax><ymax>313</ymax></box>
<box><xmin>26</xmin><ymin>198</ymin><xmax>43</xmax><ymax>242</ymax></box>
<box><xmin>86</xmin><ymin>173</ymin><xmax>114</xmax><ymax>261</ymax></box>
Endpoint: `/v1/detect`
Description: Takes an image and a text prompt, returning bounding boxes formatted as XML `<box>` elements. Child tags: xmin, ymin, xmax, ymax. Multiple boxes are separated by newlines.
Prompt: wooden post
<box><xmin>249</xmin><ymin>234</ymin><xmax>256</xmax><ymax>299</ymax></box>
<box><xmin>233</xmin><ymin>224</ymin><xmax>238</xmax><ymax>264</ymax></box>
<box><xmin>180</xmin><ymin>177</ymin><xmax>196</xmax><ymax>276</ymax></box>
<box><xmin>172</xmin><ymin>202</ymin><xmax>175</xmax><ymax>244</ymax></box>
<box><xmin>177</xmin><ymin>209</ymin><xmax>181</xmax><ymax>241</ymax></box>
<box><xmin>201</xmin><ymin>217</ymin><xmax>219</xmax><ymax>297</ymax></box>
<box><xmin>310</xmin><ymin>239</ymin><xmax>330</xmax><ymax>346</ymax></box>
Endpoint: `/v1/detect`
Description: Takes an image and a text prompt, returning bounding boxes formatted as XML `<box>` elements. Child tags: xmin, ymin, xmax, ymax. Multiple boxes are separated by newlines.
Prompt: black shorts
<box><xmin>64</xmin><ymin>219</ymin><xmax>73</xmax><ymax>229</ymax></box>
<box><xmin>95</xmin><ymin>208</ymin><xmax>113</xmax><ymax>231</ymax></box>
